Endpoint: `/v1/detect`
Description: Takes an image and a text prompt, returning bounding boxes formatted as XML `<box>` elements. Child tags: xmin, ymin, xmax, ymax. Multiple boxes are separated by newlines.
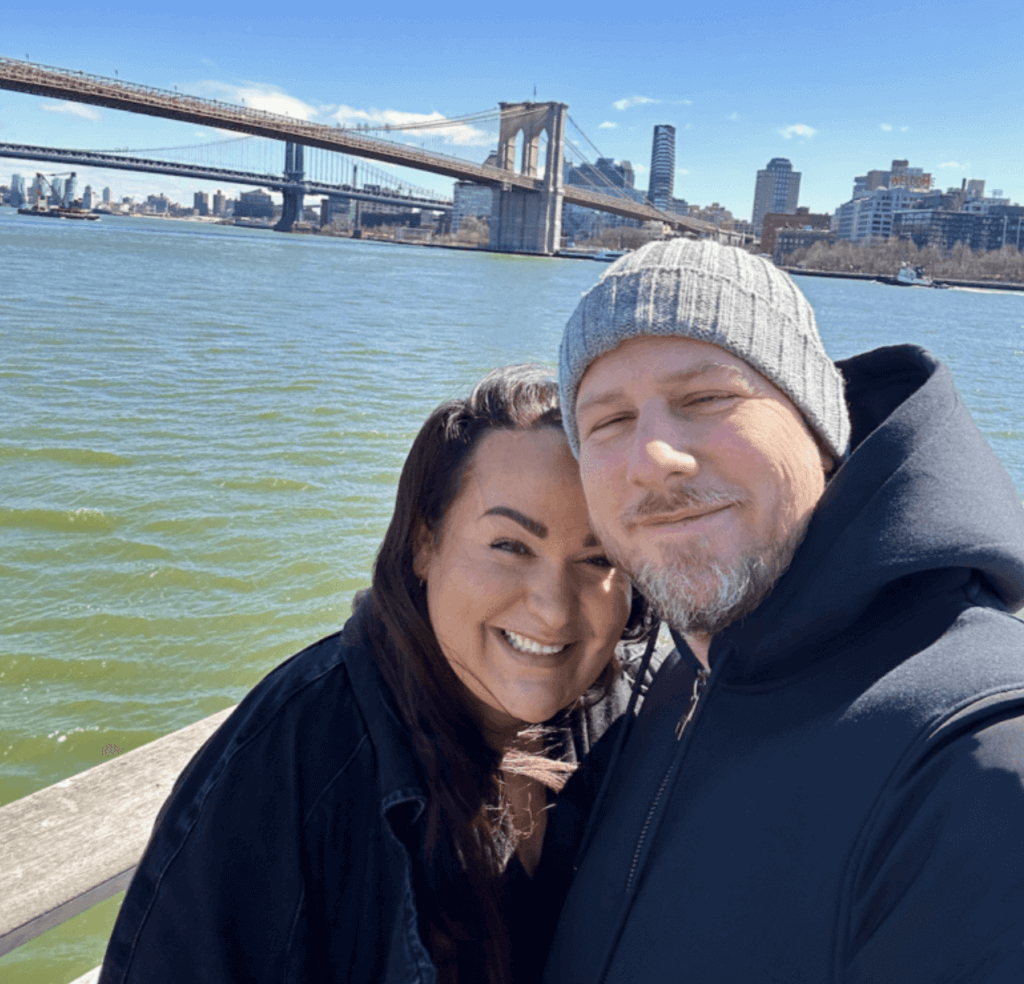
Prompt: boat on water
<box><xmin>594</xmin><ymin>249</ymin><xmax>628</xmax><ymax>262</ymax></box>
<box><xmin>18</xmin><ymin>204</ymin><xmax>100</xmax><ymax>221</ymax></box>
<box><xmin>895</xmin><ymin>263</ymin><xmax>935</xmax><ymax>287</ymax></box>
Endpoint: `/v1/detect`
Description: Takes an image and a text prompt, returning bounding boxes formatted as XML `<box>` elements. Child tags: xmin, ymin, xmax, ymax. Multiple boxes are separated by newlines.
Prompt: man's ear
<box><xmin>810</xmin><ymin>430</ymin><xmax>836</xmax><ymax>477</ymax></box>
<box><xmin>412</xmin><ymin>522</ymin><xmax>435</xmax><ymax>581</ymax></box>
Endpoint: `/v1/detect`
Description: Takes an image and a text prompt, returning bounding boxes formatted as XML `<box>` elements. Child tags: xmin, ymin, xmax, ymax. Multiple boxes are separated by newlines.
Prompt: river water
<box><xmin>2</xmin><ymin>211</ymin><xmax>1023</xmax><ymax>983</ymax></box>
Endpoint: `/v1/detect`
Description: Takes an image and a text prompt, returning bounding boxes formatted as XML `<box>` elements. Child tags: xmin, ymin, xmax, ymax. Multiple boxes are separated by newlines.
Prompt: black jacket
<box><xmin>543</xmin><ymin>345</ymin><xmax>1024</xmax><ymax>984</ymax></box>
<box><xmin>99</xmin><ymin>611</ymin><xmax>631</xmax><ymax>984</ymax></box>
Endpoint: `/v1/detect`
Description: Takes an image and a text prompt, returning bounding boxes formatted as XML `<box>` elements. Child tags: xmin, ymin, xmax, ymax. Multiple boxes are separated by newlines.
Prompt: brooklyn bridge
<box><xmin>0</xmin><ymin>56</ymin><xmax>739</xmax><ymax>254</ymax></box>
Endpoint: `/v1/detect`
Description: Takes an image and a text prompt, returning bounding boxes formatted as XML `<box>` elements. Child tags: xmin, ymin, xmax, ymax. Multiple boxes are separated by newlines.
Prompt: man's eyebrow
<box><xmin>577</xmin><ymin>360</ymin><xmax>754</xmax><ymax>415</ymax></box>
<box><xmin>483</xmin><ymin>506</ymin><xmax>548</xmax><ymax>538</ymax></box>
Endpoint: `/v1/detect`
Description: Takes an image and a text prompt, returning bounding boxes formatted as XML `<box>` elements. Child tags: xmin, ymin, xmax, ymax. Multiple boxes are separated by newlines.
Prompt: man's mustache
<box><xmin>621</xmin><ymin>485</ymin><xmax>745</xmax><ymax>529</ymax></box>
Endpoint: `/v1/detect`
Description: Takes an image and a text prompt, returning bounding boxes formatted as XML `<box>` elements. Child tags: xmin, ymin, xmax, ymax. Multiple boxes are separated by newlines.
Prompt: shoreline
<box><xmin>782</xmin><ymin>266</ymin><xmax>1024</xmax><ymax>292</ymax></box>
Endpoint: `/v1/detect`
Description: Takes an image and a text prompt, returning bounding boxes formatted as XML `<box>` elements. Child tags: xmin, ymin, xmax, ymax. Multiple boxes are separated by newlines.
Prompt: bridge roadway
<box><xmin>0</xmin><ymin>57</ymin><xmax>720</xmax><ymax>239</ymax></box>
<box><xmin>0</xmin><ymin>142</ymin><xmax>452</xmax><ymax>212</ymax></box>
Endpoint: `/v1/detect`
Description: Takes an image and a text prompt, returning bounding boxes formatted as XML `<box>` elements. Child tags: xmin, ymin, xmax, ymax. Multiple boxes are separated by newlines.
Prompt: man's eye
<box><xmin>689</xmin><ymin>392</ymin><xmax>735</xmax><ymax>406</ymax></box>
<box><xmin>589</xmin><ymin>413</ymin><xmax>630</xmax><ymax>434</ymax></box>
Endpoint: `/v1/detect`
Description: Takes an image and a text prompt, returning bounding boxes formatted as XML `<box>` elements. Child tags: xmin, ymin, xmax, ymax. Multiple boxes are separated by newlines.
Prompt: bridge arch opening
<box><xmin>536</xmin><ymin>128</ymin><xmax>549</xmax><ymax>180</ymax></box>
<box><xmin>513</xmin><ymin>129</ymin><xmax>525</xmax><ymax>175</ymax></box>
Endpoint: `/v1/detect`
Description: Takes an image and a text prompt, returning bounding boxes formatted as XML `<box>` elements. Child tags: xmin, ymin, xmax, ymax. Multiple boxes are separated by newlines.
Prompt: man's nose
<box><xmin>626</xmin><ymin>415</ymin><xmax>699</xmax><ymax>488</ymax></box>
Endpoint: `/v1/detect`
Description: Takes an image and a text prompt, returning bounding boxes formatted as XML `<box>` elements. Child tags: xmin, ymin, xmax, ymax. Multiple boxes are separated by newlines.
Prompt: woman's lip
<box><xmin>637</xmin><ymin>503</ymin><xmax>733</xmax><ymax>527</ymax></box>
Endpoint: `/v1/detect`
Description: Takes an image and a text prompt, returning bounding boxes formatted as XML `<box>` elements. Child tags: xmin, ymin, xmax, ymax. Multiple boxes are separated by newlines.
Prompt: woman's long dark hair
<box><xmin>365</xmin><ymin>364</ymin><xmax>646</xmax><ymax>984</ymax></box>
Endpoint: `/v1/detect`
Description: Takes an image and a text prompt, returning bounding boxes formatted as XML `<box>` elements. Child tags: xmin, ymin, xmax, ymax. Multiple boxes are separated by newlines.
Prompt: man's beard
<box><xmin>600</xmin><ymin>486</ymin><xmax>811</xmax><ymax>638</ymax></box>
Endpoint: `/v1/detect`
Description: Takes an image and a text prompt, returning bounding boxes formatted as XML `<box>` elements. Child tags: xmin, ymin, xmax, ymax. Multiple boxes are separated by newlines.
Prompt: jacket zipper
<box><xmin>624</xmin><ymin>664</ymin><xmax>710</xmax><ymax>896</ymax></box>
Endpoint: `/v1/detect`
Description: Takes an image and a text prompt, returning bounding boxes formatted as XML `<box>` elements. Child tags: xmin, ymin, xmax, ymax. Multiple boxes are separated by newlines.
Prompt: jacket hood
<box><xmin>709</xmin><ymin>344</ymin><xmax>1024</xmax><ymax>680</ymax></box>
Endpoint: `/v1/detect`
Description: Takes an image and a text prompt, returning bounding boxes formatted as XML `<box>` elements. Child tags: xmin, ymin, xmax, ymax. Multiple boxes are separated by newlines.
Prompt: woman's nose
<box><xmin>526</xmin><ymin>563</ymin><xmax>576</xmax><ymax>632</ymax></box>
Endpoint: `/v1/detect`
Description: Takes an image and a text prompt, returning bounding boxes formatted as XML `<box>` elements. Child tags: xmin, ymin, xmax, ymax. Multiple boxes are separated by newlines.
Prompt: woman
<box><xmin>99</xmin><ymin>364</ymin><xmax>650</xmax><ymax>984</ymax></box>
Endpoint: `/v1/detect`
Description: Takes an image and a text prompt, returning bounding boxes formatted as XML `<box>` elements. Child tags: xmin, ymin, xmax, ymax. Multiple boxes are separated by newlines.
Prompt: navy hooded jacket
<box><xmin>542</xmin><ymin>345</ymin><xmax>1024</xmax><ymax>984</ymax></box>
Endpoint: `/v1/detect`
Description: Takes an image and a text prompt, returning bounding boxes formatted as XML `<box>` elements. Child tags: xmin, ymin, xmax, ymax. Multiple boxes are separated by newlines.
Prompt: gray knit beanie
<box><xmin>559</xmin><ymin>238</ymin><xmax>850</xmax><ymax>461</ymax></box>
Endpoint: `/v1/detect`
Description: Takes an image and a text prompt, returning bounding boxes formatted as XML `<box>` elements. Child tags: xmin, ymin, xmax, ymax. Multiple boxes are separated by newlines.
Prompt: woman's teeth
<box><xmin>501</xmin><ymin>629</ymin><xmax>568</xmax><ymax>656</ymax></box>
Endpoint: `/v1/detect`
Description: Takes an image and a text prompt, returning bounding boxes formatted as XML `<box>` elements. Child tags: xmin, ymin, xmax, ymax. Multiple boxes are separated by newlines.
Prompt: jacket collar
<box><xmin>337</xmin><ymin>609</ymin><xmax>428</xmax><ymax>826</ymax></box>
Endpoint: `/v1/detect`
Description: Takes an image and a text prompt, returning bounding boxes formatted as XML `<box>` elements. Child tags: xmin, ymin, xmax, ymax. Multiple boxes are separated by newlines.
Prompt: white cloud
<box><xmin>612</xmin><ymin>95</ymin><xmax>657</xmax><ymax>111</ymax></box>
<box><xmin>598</xmin><ymin>121</ymin><xmax>617</xmax><ymax>129</ymax></box>
<box><xmin>880</xmin><ymin>123</ymin><xmax>893</xmax><ymax>132</ymax></box>
<box><xmin>186</xmin><ymin>81</ymin><xmax>319</xmax><ymax>121</ymax></box>
<box><xmin>900</xmin><ymin>126</ymin><xmax>909</xmax><ymax>132</ymax></box>
<box><xmin>779</xmin><ymin>123</ymin><xmax>817</xmax><ymax>139</ymax></box>
<box><xmin>677</xmin><ymin>168</ymin><xmax>690</xmax><ymax>175</ymax></box>
<box><xmin>41</xmin><ymin>101</ymin><xmax>102</xmax><ymax>121</ymax></box>
<box><xmin>632</xmin><ymin>163</ymin><xmax>649</xmax><ymax>175</ymax></box>
<box><xmin>940</xmin><ymin>161</ymin><xmax>969</xmax><ymax>169</ymax></box>
<box><xmin>330</xmin><ymin>105</ymin><xmax>492</xmax><ymax>147</ymax></box>
<box><xmin>728</xmin><ymin>111</ymin><xmax>741</xmax><ymax>122</ymax></box>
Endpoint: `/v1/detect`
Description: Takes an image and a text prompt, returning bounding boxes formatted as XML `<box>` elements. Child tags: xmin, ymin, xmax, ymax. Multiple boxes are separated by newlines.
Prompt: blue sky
<box><xmin>1</xmin><ymin>0</ymin><xmax>1022</xmax><ymax>218</ymax></box>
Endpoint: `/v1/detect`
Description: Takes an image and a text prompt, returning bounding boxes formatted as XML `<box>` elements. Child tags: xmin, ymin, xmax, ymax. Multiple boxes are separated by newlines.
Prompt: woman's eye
<box><xmin>492</xmin><ymin>538</ymin><xmax>530</xmax><ymax>556</ymax></box>
<box><xmin>585</xmin><ymin>555</ymin><xmax>613</xmax><ymax>568</ymax></box>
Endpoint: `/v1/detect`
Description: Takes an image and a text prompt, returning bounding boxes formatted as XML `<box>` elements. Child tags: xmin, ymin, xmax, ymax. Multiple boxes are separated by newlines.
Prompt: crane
<box><xmin>17</xmin><ymin>171</ymin><xmax>98</xmax><ymax>220</ymax></box>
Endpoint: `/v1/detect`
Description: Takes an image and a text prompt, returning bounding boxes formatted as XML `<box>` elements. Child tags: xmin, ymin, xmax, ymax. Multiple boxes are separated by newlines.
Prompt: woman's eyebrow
<box><xmin>482</xmin><ymin>506</ymin><xmax>547</xmax><ymax>538</ymax></box>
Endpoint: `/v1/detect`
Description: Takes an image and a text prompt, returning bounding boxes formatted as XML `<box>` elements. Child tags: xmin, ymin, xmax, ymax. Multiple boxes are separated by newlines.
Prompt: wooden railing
<box><xmin>0</xmin><ymin>706</ymin><xmax>236</xmax><ymax>981</ymax></box>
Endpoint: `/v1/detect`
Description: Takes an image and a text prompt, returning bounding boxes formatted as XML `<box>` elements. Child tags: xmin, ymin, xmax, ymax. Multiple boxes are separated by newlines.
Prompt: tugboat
<box><xmin>895</xmin><ymin>263</ymin><xmax>933</xmax><ymax>287</ymax></box>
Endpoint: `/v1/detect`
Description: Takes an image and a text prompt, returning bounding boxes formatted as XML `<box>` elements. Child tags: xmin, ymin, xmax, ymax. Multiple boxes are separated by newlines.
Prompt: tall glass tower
<box><xmin>648</xmin><ymin>125</ymin><xmax>676</xmax><ymax>210</ymax></box>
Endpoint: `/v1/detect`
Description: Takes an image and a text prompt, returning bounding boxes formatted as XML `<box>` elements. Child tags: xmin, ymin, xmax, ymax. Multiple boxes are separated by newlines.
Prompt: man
<box><xmin>542</xmin><ymin>239</ymin><xmax>1024</xmax><ymax>982</ymax></box>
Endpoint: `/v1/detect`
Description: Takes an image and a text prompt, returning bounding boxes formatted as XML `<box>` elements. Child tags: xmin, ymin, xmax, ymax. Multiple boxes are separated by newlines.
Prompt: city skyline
<box><xmin>1</xmin><ymin>0</ymin><xmax>1020</xmax><ymax>218</ymax></box>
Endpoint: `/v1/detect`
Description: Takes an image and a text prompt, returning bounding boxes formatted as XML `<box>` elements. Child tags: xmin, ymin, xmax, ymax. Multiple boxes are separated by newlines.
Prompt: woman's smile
<box><xmin>497</xmin><ymin>626</ymin><xmax>572</xmax><ymax>659</ymax></box>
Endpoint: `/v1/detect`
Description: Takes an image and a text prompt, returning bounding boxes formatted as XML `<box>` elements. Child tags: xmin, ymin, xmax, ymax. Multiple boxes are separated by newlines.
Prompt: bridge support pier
<box><xmin>489</xmin><ymin>102</ymin><xmax>566</xmax><ymax>255</ymax></box>
<box><xmin>275</xmin><ymin>142</ymin><xmax>305</xmax><ymax>232</ymax></box>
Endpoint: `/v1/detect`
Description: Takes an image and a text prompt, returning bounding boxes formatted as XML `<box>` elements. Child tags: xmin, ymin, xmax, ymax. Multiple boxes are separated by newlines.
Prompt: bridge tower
<box><xmin>275</xmin><ymin>142</ymin><xmax>305</xmax><ymax>232</ymax></box>
<box><xmin>489</xmin><ymin>102</ymin><xmax>566</xmax><ymax>255</ymax></box>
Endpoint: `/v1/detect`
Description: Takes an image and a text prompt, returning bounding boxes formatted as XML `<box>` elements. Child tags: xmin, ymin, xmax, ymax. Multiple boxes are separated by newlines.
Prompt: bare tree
<box><xmin>782</xmin><ymin>238</ymin><xmax>1024</xmax><ymax>283</ymax></box>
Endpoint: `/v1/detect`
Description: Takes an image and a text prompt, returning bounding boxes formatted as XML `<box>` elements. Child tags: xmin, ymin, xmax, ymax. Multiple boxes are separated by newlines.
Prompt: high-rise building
<box><xmin>194</xmin><ymin>191</ymin><xmax>210</xmax><ymax>216</ymax></box>
<box><xmin>102</xmin><ymin>186</ymin><xmax>112</xmax><ymax>204</ymax></box>
<box><xmin>10</xmin><ymin>173</ymin><xmax>26</xmax><ymax>207</ymax></box>
<box><xmin>145</xmin><ymin>193</ymin><xmax>171</xmax><ymax>214</ymax></box>
<box><xmin>832</xmin><ymin>186</ymin><xmax>924</xmax><ymax>243</ymax></box>
<box><xmin>751</xmin><ymin>158</ymin><xmax>800</xmax><ymax>235</ymax></box>
<box><xmin>565</xmin><ymin>158</ymin><xmax>635</xmax><ymax>191</ymax></box>
<box><xmin>648</xmin><ymin>125</ymin><xmax>676</xmax><ymax>209</ymax></box>
<box><xmin>212</xmin><ymin>190</ymin><xmax>226</xmax><ymax>217</ymax></box>
<box><xmin>82</xmin><ymin>185</ymin><xmax>95</xmax><ymax>209</ymax></box>
<box><xmin>234</xmin><ymin>189</ymin><xmax>274</xmax><ymax>218</ymax></box>
<box><xmin>62</xmin><ymin>173</ymin><xmax>77</xmax><ymax>207</ymax></box>
<box><xmin>852</xmin><ymin>160</ymin><xmax>931</xmax><ymax>199</ymax></box>
<box><xmin>451</xmin><ymin>181</ymin><xmax>494</xmax><ymax>232</ymax></box>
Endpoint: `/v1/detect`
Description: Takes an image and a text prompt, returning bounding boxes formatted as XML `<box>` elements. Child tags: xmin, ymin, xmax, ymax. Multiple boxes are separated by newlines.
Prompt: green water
<box><xmin>2</xmin><ymin>211</ymin><xmax>1023</xmax><ymax>983</ymax></box>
